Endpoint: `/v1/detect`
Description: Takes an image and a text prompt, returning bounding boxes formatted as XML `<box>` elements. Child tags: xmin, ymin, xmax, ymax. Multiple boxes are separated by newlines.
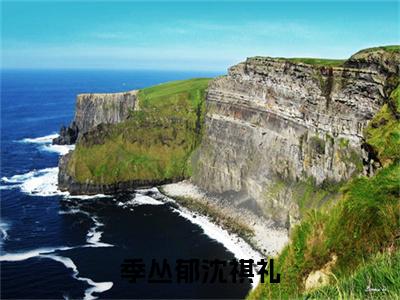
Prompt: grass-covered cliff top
<box><xmin>248</xmin><ymin>85</ymin><xmax>400</xmax><ymax>299</ymax></box>
<box><xmin>250</xmin><ymin>45</ymin><xmax>399</xmax><ymax>68</ymax></box>
<box><xmin>249</xmin><ymin>56</ymin><xmax>346</xmax><ymax>67</ymax></box>
<box><xmin>278</xmin><ymin>57</ymin><xmax>346</xmax><ymax>67</ymax></box>
<box><xmin>353</xmin><ymin>45</ymin><xmax>400</xmax><ymax>55</ymax></box>
<box><xmin>67</xmin><ymin>78</ymin><xmax>210</xmax><ymax>184</ymax></box>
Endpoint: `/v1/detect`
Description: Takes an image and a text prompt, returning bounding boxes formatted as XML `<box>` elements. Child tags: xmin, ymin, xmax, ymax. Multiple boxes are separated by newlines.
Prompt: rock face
<box><xmin>192</xmin><ymin>56</ymin><xmax>390</xmax><ymax>226</ymax></box>
<box><xmin>53</xmin><ymin>90</ymin><xmax>138</xmax><ymax>144</ymax></box>
<box><xmin>344</xmin><ymin>47</ymin><xmax>400</xmax><ymax>82</ymax></box>
<box><xmin>52</xmin><ymin>122</ymin><xmax>79</xmax><ymax>145</ymax></box>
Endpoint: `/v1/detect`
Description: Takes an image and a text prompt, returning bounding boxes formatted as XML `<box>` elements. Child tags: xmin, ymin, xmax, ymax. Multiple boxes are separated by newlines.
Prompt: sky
<box><xmin>1</xmin><ymin>1</ymin><xmax>399</xmax><ymax>71</ymax></box>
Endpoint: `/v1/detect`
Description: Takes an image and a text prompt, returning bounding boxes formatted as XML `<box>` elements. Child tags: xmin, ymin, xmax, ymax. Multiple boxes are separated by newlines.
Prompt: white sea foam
<box><xmin>1</xmin><ymin>249</ymin><xmax>113</xmax><ymax>299</ymax></box>
<box><xmin>0</xmin><ymin>167</ymin><xmax>109</xmax><ymax>198</ymax></box>
<box><xmin>129</xmin><ymin>194</ymin><xmax>164</xmax><ymax>206</ymax></box>
<box><xmin>0</xmin><ymin>246</ymin><xmax>73</xmax><ymax>262</ymax></box>
<box><xmin>21</xmin><ymin>167</ymin><xmax>67</xmax><ymax>196</ymax></box>
<box><xmin>58</xmin><ymin>208</ymin><xmax>113</xmax><ymax>248</ymax></box>
<box><xmin>116</xmin><ymin>194</ymin><xmax>165</xmax><ymax>209</ymax></box>
<box><xmin>0</xmin><ymin>184</ymin><xmax>19</xmax><ymax>190</ymax></box>
<box><xmin>0</xmin><ymin>222</ymin><xmax>9</xmax><ymax>241</ymax></box>
<box><xmin>1</xmin><ymin>168</ymin><xmax>68</xmax><ymax>197</ymax></box>
<box><xmin>164</xmin><ymin>194</ymin><xmax>263</xmax><ymax>288</ymax></box>
<box><xmin>1</xmin><ymin>170</ymin><xmax>37</xmax><ymax>183</ymax></box>
<box><xmin>59</xmin><ymin>209</ymin><xmax>86</xmax><ymax>215</ymax></box>
<box><xmin>1</xmin><ymin>133</ymin><xmax>76</xmax><ymax>194</ymax></box>
<box><xmin>20</xmin><ymin>133</ymin><xmax>75</xmax><ymax>156</ymax></box>
<box><xmin>0</xmin><ymin>222</ymin><xmax>10</xmax><ymax>251</ymax></box>
<box><xmin>41</xmin><ymin>254</ymin><xmax>113</xmax><ymax>300</ymax></box>
<box><xmin>21</xmin><ymin>133</ymin><xmax>59</xmax><ymax>144</ymax></box>
<box><xmin>1</xmin><ymin>209</ymin><xmax>113</xmax><ymax>299</ymax></box>
<box><xmin>41</xmin><ymin>144</ymin><xmax>75</xmax><ymax>156</ymax></box>
<box><xmin>68</xmin><ymin>194</ymin><xmax>110</xmax><ymax>200</ymax></box>
<box><xmin>85</xmin><ymin>217</ymin><xmax>113</xmax><ymax>248</ymax></box>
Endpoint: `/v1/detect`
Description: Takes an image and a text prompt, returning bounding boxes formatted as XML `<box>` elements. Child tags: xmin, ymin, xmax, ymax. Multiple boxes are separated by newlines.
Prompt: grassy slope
<box><xmin>248</xmin><ymin>86</ymin><xmax>400</xmax><ymax>299</ymax></box>
<box><xmin>277</xmin><ymin>45</ymin><xmax>399</xmax><ymax>68</ymax></box>
<box><xmin>68</xmin><ymin>78</ymin><xmax>210</xmax><ymax>184</ymax></box>
<box><xmin>306</xmin><ymin>250</ymin><xmax>400</xmax><ymax>299</ymax></box>
<box><xmin>354</xmin><ymin>45</ymin><xmax>400</xmax><ymax>54</ymax></box>
<box><xmin>280</xmin><ymin>57</ymin><xmax>346</xmax><ymax>67</ymax></box>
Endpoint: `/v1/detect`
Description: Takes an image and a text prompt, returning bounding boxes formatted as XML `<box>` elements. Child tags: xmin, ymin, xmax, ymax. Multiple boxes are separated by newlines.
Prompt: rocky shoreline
<box><xmin>58</xmin><ymin>149</ymin><xmax>288</xmax><ymax>255</ymax></box>
<box><xmin>160</xmin><ymin>181</ymin><xmax>289</xmax><ymax>256</ymax></box>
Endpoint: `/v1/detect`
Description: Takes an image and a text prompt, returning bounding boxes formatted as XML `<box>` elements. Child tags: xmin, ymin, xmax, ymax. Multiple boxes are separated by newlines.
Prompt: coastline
<box><xmin>159</xmin><ymin>180</ymin><xmax>289</xmax><ymax>258</ymax></box>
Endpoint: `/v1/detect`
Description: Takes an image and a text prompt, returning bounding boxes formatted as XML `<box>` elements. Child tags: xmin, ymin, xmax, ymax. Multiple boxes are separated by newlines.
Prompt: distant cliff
<box><xmin>58</xmin><ymin>79</ymin><xmax>209</xmax><ymax>194</ymax></box>
<box><xmin>53</xmin><ymin>90</ymin><xmax>137</xmax><ymax>144</ymax></box>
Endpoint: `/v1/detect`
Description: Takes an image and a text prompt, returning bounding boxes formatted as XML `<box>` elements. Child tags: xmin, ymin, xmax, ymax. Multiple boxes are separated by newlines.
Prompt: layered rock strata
<box><xmin>192</xmin><ymin>56</ymin><xmax>390</xmax><ymax>226</ymax></box>
<box><xmin>53</xmin><ymin>90</ymin><xmax>138</xmax><ymax>144</ymax></box>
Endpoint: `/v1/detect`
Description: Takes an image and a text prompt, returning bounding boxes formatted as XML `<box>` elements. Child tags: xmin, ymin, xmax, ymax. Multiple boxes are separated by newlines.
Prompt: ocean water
<box><xmin>0</xmin><ymin>70</ymin><xmax>258</xmax><ymax>299</ymax></box>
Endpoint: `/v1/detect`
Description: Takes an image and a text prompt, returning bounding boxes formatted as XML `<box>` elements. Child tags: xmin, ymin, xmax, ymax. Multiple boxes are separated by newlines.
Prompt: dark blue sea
<box><xmin>0</xmin><ymin>70</ymin><xmax>257</xmax><ymax>299</ymax></box>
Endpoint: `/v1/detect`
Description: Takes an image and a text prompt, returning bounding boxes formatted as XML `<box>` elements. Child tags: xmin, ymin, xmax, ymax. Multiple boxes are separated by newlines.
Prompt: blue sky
<box><xmin>2</xmin><ymin>1</ymin><xmax>399</xmax><ymax>71</ymax></box>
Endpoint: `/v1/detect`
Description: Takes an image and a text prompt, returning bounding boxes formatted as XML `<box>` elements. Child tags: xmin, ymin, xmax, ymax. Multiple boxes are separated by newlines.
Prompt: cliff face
<box><xmin>192</xmin><ymin>56</ymin><xmax>390</xmax><ymax>226</ymax></box>
<box><xmin>54</xmin><ymin>90</ymin><xmax>137</xmax><ymax>144</ymax></box>
<box><xmin>56</xmin><ymin>48</ymin><xmax>398</xmax><ymax>224</ymax></box>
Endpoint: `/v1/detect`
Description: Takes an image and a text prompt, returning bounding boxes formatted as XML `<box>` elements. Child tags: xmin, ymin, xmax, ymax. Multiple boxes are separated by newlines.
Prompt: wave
<box><xmin>4</xmin><ymin>133</ymin><xmax>113</xmax><ymax>298</ymax></box>
<box><xmin>1</xmin><ymin>207</ymin><xmax>114</xmax><ymax>299</ymax></box>
<box><xmin>1</xmin><ymin>168</ymin><xmax>68</xmax><ymax>197</ymax></box>
<box><xmin>40</xmin><ymin>144</ymin><xmax>75</xmax><ymax>156</ymax></box>
<box><xmin>1</xmin><ymin>170</ymin><xmax>37</xmax><ymax>184</ymax></box>
<box><xmin>0</xmin><ymin>246</ymin><xmax>73</xmax><ymax>262</ymax></box>
<box><xmin>0</xmin><ymin>168</ymin><xmax>111</xmax><ymax>199</ymax></box>
<box><xmin>42</xmin><ymin>254</ymin><xmax>113</xmax><ymax>300</ymax></box>
<box><xmin>117</xmin><ymin>194</ymin><xmax>164</xmax><ymax>209</ymax></box>
<box><xmin>68</xmin><ymin>194</ymin><xmax>110</xmax><ymax>200</ymax></box>
<box><xmin>85</xmin><ymin>216</ymin><xmax>113</xmax><ymax>248</ymax></box>
<box><xmin>19</xmin><ymin>133</ymin><xmax>75</xmax><ymax>156</ymax></box>
<box><xmin>0</xmin><ymin>249</ymin><xmax>113</xmax><ymax>300</ymax></box>
<box><xmin>1</xmin><ymin>133</ymin><xmax>75</xmax><ymax>193</ymax></box>
<box><xmin>20</xmin><ymin>133</ymin><xmax>59</xmax><ymax>144</ymax></box>
<box><xmin>0</xmin><ymin>221</ymin><xmax>10</xmax><ymax>252</ymax></box>
<box><xmin>0</xmin><ymin>222</ymin><xmax>9</xmax><ymax>241</ymax></box>
<box><xmin>58</xmin><ymin>207</ymin><xmax>113</xmax><ymax>248</ymax></box>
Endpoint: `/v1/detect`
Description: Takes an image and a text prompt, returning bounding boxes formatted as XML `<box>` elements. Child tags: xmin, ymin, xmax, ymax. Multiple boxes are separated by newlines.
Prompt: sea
<box><xmin>0</xmin><ymin>69</ymin><xmax>261</xmax><ymax>299</ymax></box>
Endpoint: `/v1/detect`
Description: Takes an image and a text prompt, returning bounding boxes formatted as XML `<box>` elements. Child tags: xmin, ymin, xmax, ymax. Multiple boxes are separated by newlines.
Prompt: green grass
<box><xmin>364</xmin><ymin>86</ymin><xmax>400</xmax><ymax>166</ymax></box>
<box><xmin>306</xmin><ymin>250</ymin><xmax>400</xmax><ymax>299</ymax></box>
<box><xmin>277</xmin><ymin>57</ymin><xmax>346</xmax><ymax>67</ymax></box>
<box><xmin>68</xmin><ymin>78</ymin><xmax>210</xmax><ymax>184</ymax></box>
<box><xmin>353</xmin><ymin>45</ymin><xmax>400</xmax><ymax>54</ymax></box>
<box><xmin>271</xmin><ymin>45</ymin><xmax>399</xmax><ymax>68</ymax></box>
<box><xmin>389</xmin><ymin>84</ymin><xmax>400</xmax><ymax>115</ymax></box>
<box><xmin>248</xmin><ymin>162</ymin><xmax>400</xmax><ymax>300</ymax></box>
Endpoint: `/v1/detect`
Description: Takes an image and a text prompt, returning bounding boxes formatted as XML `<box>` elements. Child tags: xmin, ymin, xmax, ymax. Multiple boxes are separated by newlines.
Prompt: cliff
<box><xmin>53</xmin><ymin>90</ymin><xmax>137</xmax><ymax>144</ymax></box>
<box><xmin>191</xmin><ymin>52</ymin><xmax>398</xmax><ymax>226</ymax></box>
<box><xmin>248</xmin><ymin>71</ymin><xmax>400</xmax><ymax>299</ymax></box>
<box><xmin>58</xmin><ymin>79</ymin><xmax>210</xmax><ymax>194</ymax></box>
<box><xmin>55</xmin><ymin>46</ymin><xmax>400</xmax><ymax>299</ymax></box>
<box><xmin>57</xmin><ymin>48</ymin><xmax>399</xmax><ymax>225</ymax></box>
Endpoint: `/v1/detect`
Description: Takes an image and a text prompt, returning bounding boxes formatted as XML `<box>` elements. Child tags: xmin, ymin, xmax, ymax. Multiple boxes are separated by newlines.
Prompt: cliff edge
<box><xmin>53</xmin><ymin>90</ymin><xmax>137</xmax><ymax>144</ymax></box>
